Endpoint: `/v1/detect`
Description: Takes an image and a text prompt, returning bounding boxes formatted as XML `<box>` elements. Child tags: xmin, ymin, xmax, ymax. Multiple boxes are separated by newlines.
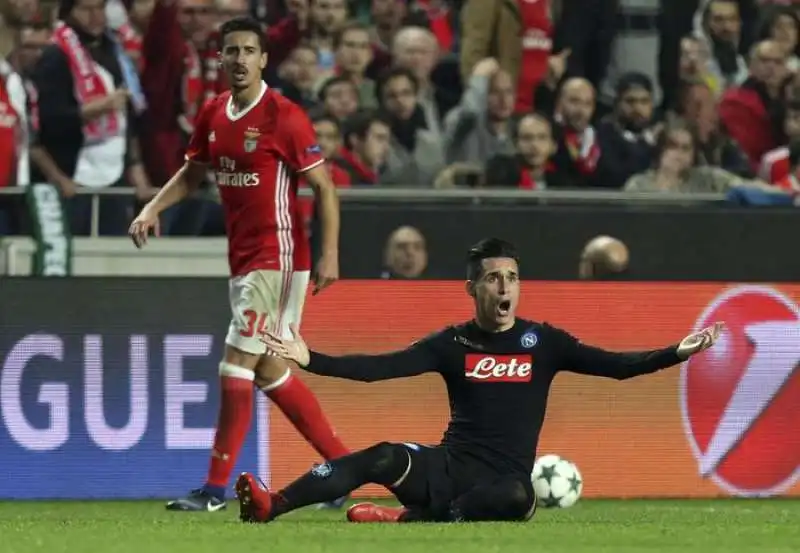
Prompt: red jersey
<box><xmin>774</xmin><ymin>174</ymin><xmax>800</xmax><ymax>194</ymax></box>
<box><xmin>186</xmin><ymin>83</ymin><xmax>323</xmax><ymax>276</ymax></box>
<box><xmin>517</xmin><ymin>0</ymin><xmax>552</xmax><ymax>112</ymax></box>
<box><xmin>758</xmin><ymin>145</ymin><xmax>790</xmax><ymax>184</ymax></box>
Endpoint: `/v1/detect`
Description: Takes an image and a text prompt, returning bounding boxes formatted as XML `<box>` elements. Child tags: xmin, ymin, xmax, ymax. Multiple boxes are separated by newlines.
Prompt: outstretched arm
<box><xmin>262</xmin><ymin>325</ymin><xmax>440</xmax><ymax>383</ymax></box>
<box><xmin>305</xmin><ymin>344</ymin><xmax>438</xmax><ymax>383</ymax></box>
<box><xmin>552</xmin><ymin>323</ymin><xmax>722</xmax><ymax>380</ymax></box>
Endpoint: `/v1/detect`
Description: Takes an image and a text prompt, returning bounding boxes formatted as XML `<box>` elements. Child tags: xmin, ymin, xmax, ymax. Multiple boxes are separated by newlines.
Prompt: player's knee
<box><xmin>503</xmin><ymin>480</ymin><xmax>535</xmax><ymax>520</ymax></box>
<box><xmin>363</xmin><ymin>442</ymin><xmax>408</xmax><ymax>483</ymax></box>
<box><xmin>254</xmin><ymin>356</ymin><xmax>294</xmax><ymax>390</ymax></box>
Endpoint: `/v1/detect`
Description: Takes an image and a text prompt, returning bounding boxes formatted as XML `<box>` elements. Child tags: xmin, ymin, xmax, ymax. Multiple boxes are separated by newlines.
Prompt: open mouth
<box><xmin>497</xmin><ymin>300</ymin><xmax>511</xmax><ymax>316</ymax></box>
<box><xmin>233</xmin><ymin>68</ymin><xmax>247</xmax><ymax>79</ymax></box>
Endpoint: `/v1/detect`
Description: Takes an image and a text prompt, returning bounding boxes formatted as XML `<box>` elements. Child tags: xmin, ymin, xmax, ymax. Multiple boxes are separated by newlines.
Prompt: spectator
<box><xmin>113</xmin><ymin>0</ymin><xmax>151</xmax><ymax>72</ymax></box>
<box><xmin>380</xmin><ymin>225</ymin><xmax>428</xmax><ymax>279</ymax></box>
<box><xmin>11</xmin><ymin>22</ymin><xmax>49</xmax><ymax>77</ymax></box>
<box><xmin>757</xmin><ymin>4</ymin><xmax>800</xmax><ymax>71</ymax></box>
<box><xmin>215</xmin><ymin>0</ymin><xmax>249</xmax><ymax>21</ymax></box>
<box><xmin>719</xmin><ymin>39</ymin><xmax>787</xmax><ymax>170</ymax></box>
<box><xmin>549</xmin><ymin>77</ymin><xmax>602</xmax><ymax>188</ymax></box>
<box><xmin>578</xmin><ymin>235</ymin><xmax>630</xmax><ymax>280</ymax></box>
<box><xmin>300</xmin><ymin>112</ymin><xmax>350</xmax><ymax>235</ymax></box>
<box><xmin>277</xmin><ymin>44</ymin><xmax>321</xmax><ymax>109</ymax></box>
<box><xmin>459</xmin><ymin>0</ymin><xmax>554</xmax><ymax>112</ymax></box>
<box><xmin>675</xmin><ymin>79</ymin><xmax>752</xmax><ymax>176</ymax></box>
<box><xmin>558</xmin><ymin>0</ymin><xmax>678</xmax><ymax>116</ymax></box>
<box><xmin>318</xmin><ymin>74</ymin><xmax>359</xmax><ymax>123</ymax></box>
<box><xmin>415</xmin><ymin>0</ymin><xmax>456</xmax><ymax>54</ymax></box>
<box><xmin>624</xmin><ymin>118</ymin><xmax>762</xmax><ymax>193</ymax></box>
<box><xmin>693</xmin><ymin>0</ymin><xmax>748</xmax><ymax>91</ymax></box>
<box><xmin>483</xmin><ymin>112</ymin><xmax>563</xmax><ymax>189</ymax></box>
<box><xmin>772</xmin><ymin>138</ymin><xmax>800</xmax><ymax>192</ymax></box>
<box><xmin>332</xmin><ymin>20</ymin><xmax>376</xmax><ymax>107</ymax></box>
<box><xmin>757</xmin><ymin>103</ymin><xmax>800</xmax><ymax>183</ymax></box>
<box><xmin>32</xmin><ymin>0</ymin><xmax>155</xmax><ymax>236</ymax></box>
<box><xmin>368</xmin><ymin>0</ymin><xmax>428</xmax><ymax>75</ymax></box>
<box><xmin>0</xmin><ymin>36</ymin><xmax>29</xmax><ymax>235</ymax></box>
<box><xmin>442</xmin><ymin>57</ymin><xmax>514</xmax><ymax>166</ymax></box>
<box><xmin>308</xmin><ymin>0</ymin><xmax>349</xmax><ymax>72</ymax></box>
<box><xmin>391</xmin><ymin>25</ymin><xmax>457</xmax><ymax>134</ymax></box>
<box><xmin>677</xmin><ymin>35</ymin><xmax>719</xmax><ymax>99</ymax></box>
<box><xmin>376</xmin><ymin>66</ymin><xmax>444</xmax><ymax>186</ymax></box>
<box><xmin>136</xmin><ymin>0</ymin><xmax>203</xmax><ymax>198</ymax></box>
<box><xmin>335</xmin><ymin>108</ymin><xmax>390</xmax><ymax>185</ymax></box>
<box><xmin>595</xmin><ymin>72</ymin><xmax>659</xmax><ymax>189</ymax></box>
<box><xmin>310</xmin><ymin>112</ymin><xmax>351</xmax><ymax>186</ymax></box>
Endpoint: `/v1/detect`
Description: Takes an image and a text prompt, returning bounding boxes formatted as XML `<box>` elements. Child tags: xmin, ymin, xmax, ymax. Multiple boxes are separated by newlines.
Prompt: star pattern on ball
<box><xmin>568</xmin><ymin>473</ymin><xmax>582</xmax><ymax>493</ymax></box>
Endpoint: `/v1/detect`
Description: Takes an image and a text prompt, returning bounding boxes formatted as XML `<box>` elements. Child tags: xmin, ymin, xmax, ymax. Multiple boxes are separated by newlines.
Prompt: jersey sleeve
<box><xmin>546</xmin><ymin>323</ymin><xmax>682</xmax><ymax>380</ymax></box>
<box><xmin>303</xmin><ymin>332</ymin><xmax>443</xmax><ymax>382</ymax></box>
<box><xmin>277</xmin><ymin>104</ymin><xmax>325</xmax><ymax>173</ymax></box>
<box><xmin>184</xmin><ymin>98</ymin><xmax>216</xmax><ymax>165</ymax></box>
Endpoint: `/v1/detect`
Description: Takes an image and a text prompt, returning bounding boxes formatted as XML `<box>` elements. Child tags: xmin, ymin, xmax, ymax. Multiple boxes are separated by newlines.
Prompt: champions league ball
<box><xmin>531</xmin><ymin>454</ymin><xmax>584</xmax><ymax>508</ymax></box>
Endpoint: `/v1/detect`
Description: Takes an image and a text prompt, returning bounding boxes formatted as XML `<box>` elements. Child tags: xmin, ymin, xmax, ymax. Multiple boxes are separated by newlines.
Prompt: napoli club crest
<box><xmin>521</xmin><ymin>331</ymin><xmax>538</xmax><ymax>349</ymax></box>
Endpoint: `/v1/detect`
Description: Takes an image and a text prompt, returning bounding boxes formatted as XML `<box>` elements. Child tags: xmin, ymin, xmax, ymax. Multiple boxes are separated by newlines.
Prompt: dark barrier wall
<box><xmin>339</xmin><ymin>203</ymin><xmax>800</xmax><ymax>280</ymax></box>
<box><xmin>2</xmin><ymin>279</ymin><xmax>799</xmax><ymax>499</ymax></box>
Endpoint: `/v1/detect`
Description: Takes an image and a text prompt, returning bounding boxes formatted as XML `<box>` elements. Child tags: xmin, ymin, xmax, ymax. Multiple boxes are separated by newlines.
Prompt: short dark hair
<box><xmin>311</xmin><ymin>111</ymin><xmax>341</xmax><ymax>130</ymax></box>
<box><xmin>342</xmin><ymin>109</ymin><xmax>390</xmax><ymax>149</ymax></box>
<box><xmin>466</xmin><ymin>238</ymin><xmax>520</xmax><ymax>281</ymax></box>
<box><xmin>333</xmin><ymin>20</ymin><xmax>371</xmax><ymax>50</ymax></box>
<box><xmin>375</xmin><ymin>66</ymin><xmax>419</xmax><ymax>105</ymax></box>
<box><xmin>219</xmin><ymin>16</ymin><xmax>267</xmax><ymax>53</ymax></box>
<box><xmin>318</xmin><ymin>75</ymin><xmax>358</xmax><ymax>102</ymax></box>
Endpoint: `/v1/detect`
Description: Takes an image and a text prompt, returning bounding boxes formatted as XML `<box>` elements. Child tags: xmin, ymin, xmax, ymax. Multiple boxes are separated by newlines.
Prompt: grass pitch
<box><xmin>2</xmin><ymin>499</ymin><xmax>798</xmax><ymax>553</ymax></box>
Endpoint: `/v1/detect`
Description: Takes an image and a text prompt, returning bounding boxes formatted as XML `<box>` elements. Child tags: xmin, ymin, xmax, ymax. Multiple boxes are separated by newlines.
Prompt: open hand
<box><xmin>261</xmin><ymin>324</ymin><xmax>310</xmax><ymax>367</ymax></box>
<box><xmin>677</xmin><ymin>322</ymin><xmax>724</xmax><ymax>359</ymax></box>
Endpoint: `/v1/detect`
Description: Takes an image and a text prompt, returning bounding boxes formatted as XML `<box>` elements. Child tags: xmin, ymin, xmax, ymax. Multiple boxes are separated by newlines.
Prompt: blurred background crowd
<box><xmin>1</xmin><ymin>0</ymin><xmax>800</xmax><ymax>240</ymax></box>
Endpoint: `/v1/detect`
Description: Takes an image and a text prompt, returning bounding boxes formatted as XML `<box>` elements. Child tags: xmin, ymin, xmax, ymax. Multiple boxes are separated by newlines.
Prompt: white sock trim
<box><xmin>260</xmin><ymin>368</ymin><xmax>292</xmax><ymax>392</ymax></box>
<box><xmin>219</xmin><ymin>362</ymin><xmax>255</xmax><ymax>381</ymax></box>
<box><xmin>389</xmin><ymin>451</ymin><xmax>413</xmax><ymax>489</ymax></box>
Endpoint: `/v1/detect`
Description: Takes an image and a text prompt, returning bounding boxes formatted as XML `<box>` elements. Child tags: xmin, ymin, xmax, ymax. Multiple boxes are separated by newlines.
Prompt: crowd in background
<box><xmin>1</xmin><ymin>0</ymin><xmax>800</xmax><ymax>239</ymax></box>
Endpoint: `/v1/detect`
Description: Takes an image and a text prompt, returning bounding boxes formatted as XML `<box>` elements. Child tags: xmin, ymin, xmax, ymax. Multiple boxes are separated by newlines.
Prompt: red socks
<box><xmin>205</xmin><ymin>363</ymin><xmax>254</xmax><ymax>490</ymax></box>
<box><xmin>264</xmin><ymin>372</ymin><xmax>350</xmax><ymax>461</ymax></box>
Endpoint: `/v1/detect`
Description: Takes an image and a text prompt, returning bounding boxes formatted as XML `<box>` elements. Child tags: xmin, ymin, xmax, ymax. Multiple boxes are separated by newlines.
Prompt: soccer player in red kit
<box><xmin>129</xmin><ymin>16</ymin><xmax>350</xmax><ymax>512</ymax></box>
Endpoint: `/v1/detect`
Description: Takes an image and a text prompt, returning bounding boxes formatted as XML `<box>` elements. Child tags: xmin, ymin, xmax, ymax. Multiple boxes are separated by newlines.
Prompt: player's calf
<box><xmin>236</xmin><ymin>442</ymin><xmax>410</xmax><ymax>523</ymax></box>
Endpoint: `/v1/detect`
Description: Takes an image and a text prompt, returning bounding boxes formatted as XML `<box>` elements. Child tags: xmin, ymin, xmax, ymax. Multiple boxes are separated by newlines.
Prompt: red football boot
<box><xmin>235</xmin><ymin>472</ymin><xmax>273</xmax><ymax>523</ymax></box>
<box><xmin>346</xmin><ymin>502</ymin><xmax>407</xmax><ymax>523</ymax></box>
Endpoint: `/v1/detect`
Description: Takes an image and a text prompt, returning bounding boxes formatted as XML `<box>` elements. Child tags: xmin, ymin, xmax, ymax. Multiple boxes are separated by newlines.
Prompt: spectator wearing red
<box><xmin>32</xmin><ymin>0</ymin><xmax>155</xmax><ymax>236</ymax></box>
<box><xmin>334</xmin><ymin>108</ymin><xmax>392</xmax><ymax>185</ymax></box>
<box><xmin>298</xmin><ymin>112</ymin><xmax>351</xmax><ymax>228</ymax></box>
<box><xmin>773</xmin><ymin>139</ymin><xmax>800</xmax><ymax>193</ymax></box>
<box><xmin>758</xmin><ymin>104</ymin><xmax>800</xmax><ymax>183</ymax></box>
<box><xmin>483</xmin><ymin>113</ymin><xmax>563</xmax><ymax>189</ymax></box>
<box><xmin>415</xmin><ymin>0</ymin><xmax>454</xmax><ymax>53</ymax></box>
<box><xmin>460</xmin><ymin>0</ymin><xmax>554</xmax><ymax>113</ymax></box>
<box><xmin>548</xmin><ymin>77</ymin><xmax>603</xmax><ymax>188</ymax></box>
<box><xmin>719</xmin><ymin>40</ymin><xmax>788</xmax><ymax>171</ymax></box>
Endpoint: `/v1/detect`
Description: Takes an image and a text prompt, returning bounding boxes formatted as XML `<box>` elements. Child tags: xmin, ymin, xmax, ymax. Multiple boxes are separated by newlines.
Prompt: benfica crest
<box><xmin>244</xmin><ymin>128</ymin><xmax>260</xmax><ymax>153</ymax></box>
